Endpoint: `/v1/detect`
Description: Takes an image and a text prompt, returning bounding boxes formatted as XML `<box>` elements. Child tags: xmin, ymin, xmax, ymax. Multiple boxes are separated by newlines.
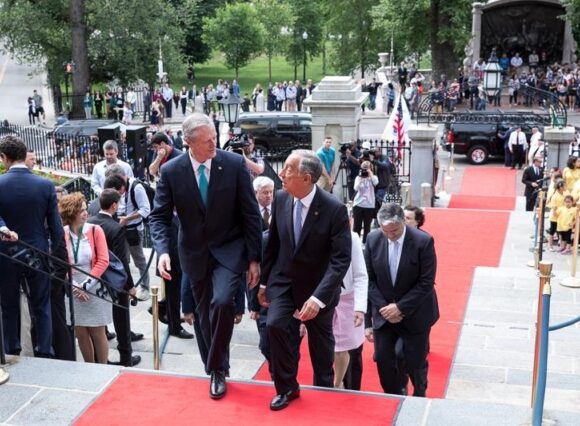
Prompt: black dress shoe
<box><xmin>130</xmin><ymin>331</ymin><xmax>144</xmax><ymax>342</ymax></box>
<box><xmin>270</xmin><ymin>388</ymin><xmax>300</xmax><ymax>411</ymax></box>
<box><xmin>171</xmin><ymin>327</ymin><xmax>194</xmax><ymax>339</ymax></box>
<box><xmin>123</xmin><ymin>355</ymin><xmax>142</xmax><ymax>367</ymax></box>
<box><xmin>210</xmin><ymin>371</ymin><xmax>227</xmax><ymax>399</ymax></box>
<box><xmin>106</xmin><ymin>330</ymin><xmax>117</xmax><ymax>341</ymax></box>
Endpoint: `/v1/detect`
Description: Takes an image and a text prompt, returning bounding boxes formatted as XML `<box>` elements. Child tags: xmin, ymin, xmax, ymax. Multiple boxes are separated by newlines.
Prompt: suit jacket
<box><xmin>0</xmin><ymin>167</ymin><xmax>63</xmax><ymax>254</ymax></box>
<box><xmin>149</xmin><ymin>149</ymin><xmax>262</xmax><ymax>280</ymax></box>
<box><xmin>88</xmin><ymin>213</ymin><xmax>134</xmax><ymax>290</ymax></box>
<box><xmin>262</xmin><ymin>188</ymin><xmax>351</xmax><ymax>308</ymax></box>
<box><xmin>522</xmin><ymin>165</ymin><xmax>542</xmax><ymax>198</ymax></box>
<box><xmin>364</xmin><ymin>226</ymin><xmax>439</xmax><ymax>334</ymax></box>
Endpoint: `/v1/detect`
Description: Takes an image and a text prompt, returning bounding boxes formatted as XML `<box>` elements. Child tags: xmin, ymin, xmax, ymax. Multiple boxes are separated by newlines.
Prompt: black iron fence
<box><xmin>258</xmin><ymin>139</ymin><xmax>411</xmax><ymax>205</ymax></box>
<box><xmin>0</xmin><ymin>121</ymin><xmax>134</xmax><ymax>176</ymax></box>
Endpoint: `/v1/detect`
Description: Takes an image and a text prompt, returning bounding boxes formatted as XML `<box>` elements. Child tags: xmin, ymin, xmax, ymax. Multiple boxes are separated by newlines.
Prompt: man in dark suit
<box><xmin>0</xmin><ymin>135</ymin><xmax>64</xmax><ymax>357</ymax></box>
<box><xmin>253</xmin><ymin>176</ymin><xmax>274</xmax><ymax>231</ymax></box>
<box><xmin>88</xmin><ymin>189</ymin><xmax>141</xmax><ymax>367</ymax></box>
<box><xmin>364</xmin><ymin>202</ymin><xmax>438</xmax><ymax>397</ymax></box>
<box><xmin>522</xmin><ymin>156</ymin><xmax>543</xmax><ymax>212</ymax></box>
<box><xmin>149</xmin><ymin>113</ymin><xmax>262</xmax><ymax>400</ymax></box>
<box><xmin>258</xmin><ymin>149</ymin><xmax>351</xmax><ymax>411</ymax></box>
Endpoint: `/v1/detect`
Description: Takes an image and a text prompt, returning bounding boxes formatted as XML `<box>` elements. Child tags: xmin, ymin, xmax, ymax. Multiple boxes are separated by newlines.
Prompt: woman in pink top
<box><xmin>59</xmin><ymin>193</ymin><xmax>111</xmax><ymax>363</ymax></box>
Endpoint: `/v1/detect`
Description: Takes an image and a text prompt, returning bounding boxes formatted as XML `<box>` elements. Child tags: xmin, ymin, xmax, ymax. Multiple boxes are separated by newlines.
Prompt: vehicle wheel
<box><xmin>467</xmin><ymin>145</ymin><xmax>489</xmax><ymax>165</ymax></box>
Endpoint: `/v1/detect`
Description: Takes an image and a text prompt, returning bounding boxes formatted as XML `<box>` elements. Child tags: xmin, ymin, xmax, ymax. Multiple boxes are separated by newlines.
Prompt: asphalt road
<box><xmin>0</xmin><ymin>50</ymin><xmax>53</xmax><ymax>125</ymax></box>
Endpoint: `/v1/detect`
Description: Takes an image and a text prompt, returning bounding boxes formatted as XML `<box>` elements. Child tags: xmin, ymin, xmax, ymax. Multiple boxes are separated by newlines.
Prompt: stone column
<box><xmin>563</xmin><ymin>20</ymin><xmax>575</xmax><ymax>64</ymax></box>
<box><xmin>303</xmin><ymin>77</ymin><xmax>368</xmax><ymax>200</ymax></box>
<box><xmin>408</xmin><ymin>125</ymin><xmax>437</xmax><ymax>205</ymax></box>
<box><xmin>471</xmin><ymin>3</ymin><xmax>484</xmax><ymax>65</ymax></box>
<box><xmin>544</xmin><ymin>126</ymin><xmax>576</xmax><ymax>170</ymax></box>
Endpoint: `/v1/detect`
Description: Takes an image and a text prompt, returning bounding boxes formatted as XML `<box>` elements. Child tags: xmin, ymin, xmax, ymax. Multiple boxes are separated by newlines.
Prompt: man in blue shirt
<box><xmin>316</xmin><ymin>136</ymin><xmax>336</xmax><ymax>192</ymax></box>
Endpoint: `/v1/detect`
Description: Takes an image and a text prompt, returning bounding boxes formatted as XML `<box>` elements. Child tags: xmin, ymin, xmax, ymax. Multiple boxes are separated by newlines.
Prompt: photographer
<box><xmin>239</xmin><ymin>134</ymin><xmax>264</xmax><ymax>180</ymax></box>
<box><xmin>353</xmin><ymin>161</ymin><xmax>378</xmax><ymax>243</ymax></box>
<box><xmin>372</xmin><ymin>146</ymin><xmax>396</xmax><ymax>210</ymax></box>
<box><xmin>340</xmin><ymin>140</ymin><xmax>362</xmax><ymax>200</ymax></box>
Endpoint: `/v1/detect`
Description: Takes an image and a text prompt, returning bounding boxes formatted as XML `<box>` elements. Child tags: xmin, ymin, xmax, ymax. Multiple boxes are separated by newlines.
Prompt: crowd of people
<box><xmin>0</xmin><ymin>111</ymin><xmax>438</xmax><ymax>411</ymax></box>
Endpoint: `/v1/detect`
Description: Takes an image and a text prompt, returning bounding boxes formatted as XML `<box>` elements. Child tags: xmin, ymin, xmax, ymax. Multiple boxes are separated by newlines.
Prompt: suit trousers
<box><xmin>343</xmin><ymin>343</ymin><xmax>364</xmax><ymax>390</ymax></box>
<box><xmin>164</xmin><ymin>265</ymin><xmax>182</xmax><ymax>335</ymax></box>
<box><xmin>373</xmin><ymin>323</ymin><xmax>430</xmax><ymax>396</ymax></box>
<box><xmin>112</xmin><ymin>291</ymin><xmax>133</xmax><ymax>363</ymax></box>
<box><xmin>190</xmin><ymin>261</ymin><xmax>241</xmax><ymax>373</ymax></box>
<box><xmin>1</xmin><ymin>257</ymin><xmax>52</xmax><ymax>357</ymax></box>
<box><xmin>525</xmin><ymin>192</ymin><xmax>538</xmax><ymax>212</ymax></box>
<box><xmin>267</xmin><ymin>289</ymin><xmax>335</xmax><ymax>394</ymax></box>
<box><xmin>50</xmin><ymin>279</ymin><xmax>74</xmax><ymax>361</ymax></box>
<box><xmin>512</xmin><ymin>145</ymin><xmax>524</xmax><ymax>168</ymax></box>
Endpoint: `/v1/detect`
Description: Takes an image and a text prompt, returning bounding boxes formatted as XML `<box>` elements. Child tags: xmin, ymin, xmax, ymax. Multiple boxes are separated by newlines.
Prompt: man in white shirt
<box><xmin>162</xmin><ymin>83</ymin><xmax>174</xmax><ymax>118</ymax></box>
<box><xmin>508</xmin><ymin>126</ymin><xmax>527</xmax><ymax>169</ymax></box>
<box><xmin>91</xmin><ymin>140</ymin><xmax>134</xmax><ymax>196</ymax></box>
<box><xmin>511</xmin><ymin>53</ymin><xmax>523</xmax><ymax>76</ymax></box>
<box><xmin>527</xmin><ymin>127</ymin><xmax>543</xmax><ymax>164</ymax></box>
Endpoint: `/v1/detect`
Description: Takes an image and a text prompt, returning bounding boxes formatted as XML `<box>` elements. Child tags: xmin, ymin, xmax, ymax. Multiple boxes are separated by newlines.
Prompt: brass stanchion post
<box><xmin>531</xmin><ymin>261</ymin><xmax>553</xmax><ymax>407</ymax></box>
<box><xmin>151</xmin><ymin>286</ymin><xmax>160</xmax><ymax>370</ymax></box>
<box><xmin>561</xmin><ymin>203</ymin><xmax>580</xmax><ymax>288</ymax></box>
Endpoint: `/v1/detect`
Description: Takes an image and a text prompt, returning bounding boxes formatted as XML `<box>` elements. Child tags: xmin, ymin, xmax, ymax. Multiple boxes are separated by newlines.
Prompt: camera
<box><xmin>359</xmin><ymin>168</ymin><xmax>369</xmax><ymax>178</ymax></box>
<box><xmin>229</xmin><ymin>134</ymin><xmax>250</xmax><ymax>155</ymax></box>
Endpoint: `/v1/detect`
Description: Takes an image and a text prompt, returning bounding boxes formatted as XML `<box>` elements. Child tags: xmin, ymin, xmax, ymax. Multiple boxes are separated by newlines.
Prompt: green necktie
<box><xmin>198</xmin><ymin>164</ymin><xmax>208</xmax><ymax>206</ymax></box>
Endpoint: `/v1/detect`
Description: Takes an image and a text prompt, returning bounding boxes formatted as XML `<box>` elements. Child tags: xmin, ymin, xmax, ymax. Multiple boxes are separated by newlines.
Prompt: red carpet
<box><xmin>75</xmin><ymin>372</ymin><xmax>400</xmax><ymax>426</ymax></box>
<box><xmin>459</xmin><ymin>167</ymin><xmax>517</xmax><ymax>196</ymax></box>
<box><xmin>255</xmin><ymin>208</ymin><xmax>510</xmax><ymax>398</ymax></box>
<box><xmin>448</xmin><ymin>194</ymin><xmax>516</xmax><ymax>210</ymax></box>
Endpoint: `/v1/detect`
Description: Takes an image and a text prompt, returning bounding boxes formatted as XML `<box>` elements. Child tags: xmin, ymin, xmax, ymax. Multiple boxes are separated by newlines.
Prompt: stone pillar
<box><xmin>303</xmin><ymin>76</ymin><xmax>369</xmax><ymax>201</ymax></box>
<box><xmin>563</xmin><ymin>20</ymin><xmax>576</xmax><ymax>64</ymax></box>
<box><xmin>303</xmin><ymin>76</ymin><xmax>368</xmax><ymax>152</ymax></box>
<box><xmin>471</xmin><ymin>3</ymin><xmax>484</xmax><ymax>65</ymax></box>
<box><xmin>544</xmin><ymin>126</ymin><xmax>576</xmax><ymax>170</ymax></box>
<box><xmin>408</xmin><ymin>125</ymin><xmax>437</xmax><ymax>204</ymax></box>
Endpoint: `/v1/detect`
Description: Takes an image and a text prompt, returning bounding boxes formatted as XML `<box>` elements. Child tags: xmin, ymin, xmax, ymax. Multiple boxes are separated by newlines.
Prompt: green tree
<box><xmin>254</xmin><ymin>0</ymin><xmax>294</xmax><ymax>82</ymax></box>
<box><xmin>323</xmin><ymin>0</ymin><xmax>385</xmax><ymax>78</ymax></box>
<box><xmin>203</xmin><ymin>3</ymin><xmax>265</xmax><ymax>79</ymax></box>
<box><xmin>284</xmin><ymin>0</ymin><xmax>323</xmax><ymax>82</ymax></box>
<box><xmin>372</xmin><ymin>0</ymin><xmax>471</xmax><ymax>83</ymax></box>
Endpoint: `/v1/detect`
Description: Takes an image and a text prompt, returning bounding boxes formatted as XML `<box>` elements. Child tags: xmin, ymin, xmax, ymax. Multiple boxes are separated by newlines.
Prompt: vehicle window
<box><xmin>276</xmin><ymin>119</ymin><xmax>295</xmax><ymax>132</ymax></box>
<box><xmin>298</xmin><ymin>120</ymin><xmax>311</xmax><ymax>132</ymax></box>
<box><xmin>239</xmin><ymin>119</ymin><xmax>270</xmax><ymax>132</ymax></box>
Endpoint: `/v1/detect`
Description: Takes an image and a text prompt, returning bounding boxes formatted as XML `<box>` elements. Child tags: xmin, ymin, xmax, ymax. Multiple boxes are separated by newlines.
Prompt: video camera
<box><xmin>229</xmin><ymin>133</ymin><xmax>250</xmax><ymax>155</ymax></box>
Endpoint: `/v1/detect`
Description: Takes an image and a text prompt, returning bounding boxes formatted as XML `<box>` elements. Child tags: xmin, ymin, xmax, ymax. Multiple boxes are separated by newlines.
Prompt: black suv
<box><xmin>227</xmin><ymin>112</ymin><xmax>311</xmax><ymax>153</ymax></box>
<box><xmin>441</xmin><ymin>120</ymin><xmax>541</xmax><ymax>165</ymax></box>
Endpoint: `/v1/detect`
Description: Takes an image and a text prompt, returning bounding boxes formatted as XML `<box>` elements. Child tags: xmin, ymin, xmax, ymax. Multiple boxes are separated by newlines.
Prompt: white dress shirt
<box><xmin>342</xmin><ymin>232</ymin><xmax>368</xmax><ymax>313</ymax></box>
<box><xmin>508</xmin><ymin>130</ymin><xmax>527</xmax><ymax>150</ymax></box>
<box><xmin>294</xmin><ymin>186</ymin><xmax>326</xmax><ymax>308</ymax></box>
<box><xmin>90</xmin><ymin>159</ymin><xmax>134</xmax><ymax>196</ymax></box>
<box><xmin>389</xmin><ymin>225</ymin><xmax>406</xmax><ymax>283</ymax></box>
<box><xmin>189</xmin><ymin>152</ymin><xmax>212</xmax><ymax>185</ymax></box>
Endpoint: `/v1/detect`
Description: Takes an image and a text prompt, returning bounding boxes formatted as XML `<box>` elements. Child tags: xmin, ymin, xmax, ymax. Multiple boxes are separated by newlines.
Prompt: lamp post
<box><xmin>219</xmin><ymin>89</ymin><xmax>242</xmax><ymax>139</ymax></box>
<box><xmin>302</xmin><ymin>31</ymin><xmax>308</xmax><ymax>83</ymax></box>
<box><xmin>483</xmin><ymin>48</ymin><xmax>502</xmax><ymax>99</ymax></box>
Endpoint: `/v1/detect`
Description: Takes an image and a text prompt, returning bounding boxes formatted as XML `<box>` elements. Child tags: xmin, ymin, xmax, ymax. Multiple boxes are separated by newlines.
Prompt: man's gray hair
<box><xmin>293</xmin><ymin>149</ymin><xmax>322</xmax><ymax>183</ymax></box>
<box><xmin>104</xmin><ymin>164</ymin><xmax>126</xmax><ymax>178</ymax></box>
<box><xmin>377</xmin><ymin>202</ymin><xmax>405</xmax><ymax>225</ymax></box>
<box><xmin>182</xmin><ymin>112</ymin><xmax>214</xmax><ymax>142</ymax></box>
<box><xmin>103</xmin><ymin>140</ymin><xmax>118</xmax><ymax>151</ymax></box>
<box><xmin>253</xmin><ymin>176</ymin><xmax>275</xmax><ymax>192</ymax></box>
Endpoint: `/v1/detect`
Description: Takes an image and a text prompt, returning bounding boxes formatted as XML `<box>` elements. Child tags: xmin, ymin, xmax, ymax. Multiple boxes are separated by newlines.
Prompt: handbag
<box><xmin>91</xmin><ymin>226</ymin><xmax>128</xmax><ymax>293</ymax></box>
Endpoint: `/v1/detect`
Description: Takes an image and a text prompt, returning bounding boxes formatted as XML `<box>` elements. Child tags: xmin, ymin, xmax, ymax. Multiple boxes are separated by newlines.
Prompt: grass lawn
<box><xmin>173</xmin><ymin>52</ymin><xmax>335</xmax><ymax>94</ymax></box>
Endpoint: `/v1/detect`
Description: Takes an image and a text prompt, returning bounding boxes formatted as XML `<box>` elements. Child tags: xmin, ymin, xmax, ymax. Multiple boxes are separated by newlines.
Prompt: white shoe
<box><xmin>136</xmin><ymin>286</ymin><xmax>151</xmax><ymax>301</ymax></box>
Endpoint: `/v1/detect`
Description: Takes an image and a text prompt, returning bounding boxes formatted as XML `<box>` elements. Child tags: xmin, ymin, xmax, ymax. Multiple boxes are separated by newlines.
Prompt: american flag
<box><xmin>383</xmin><ymin>94</ymin><xmax>411</xmax><ymax>159</ymax></box>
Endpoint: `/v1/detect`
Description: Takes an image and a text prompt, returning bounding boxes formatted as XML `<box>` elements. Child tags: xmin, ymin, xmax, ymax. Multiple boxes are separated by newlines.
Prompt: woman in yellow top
<box><xmin>547</xmin><ymin>179</ymin><xmax>570</xmax><ymax>251</ymax></box>
<box><xmin>562</xmin><ymin>156</ymin><xmax>580</xmax><ymax>192</ymax></box>
<box><xmin>555</xmin><ymin>195</ymin><xmax>577</xmax><ymax>254</ymax></box>
<box><xmin>546</xmin><ymin>168</ymin><xmax>563</xmax><ymax>203</ymax></box>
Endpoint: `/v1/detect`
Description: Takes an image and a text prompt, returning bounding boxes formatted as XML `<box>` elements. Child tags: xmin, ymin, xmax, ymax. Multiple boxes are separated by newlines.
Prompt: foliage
<box><xmin>324</xmin><ymin>0</ymin><xmax>386</xmax><ymax>77</ymax></box>
<box><xmin>283</xmin><ymin>0</ymin><xmax>324</xmax><ymax>80</ymax></box>
<box><xmin>174</xmin><ymin>0</ymin><xmax>219</xmax><ymax>67</ymax></box>
<box><xmin>202</xmin><ymin>3</ymin><xmax>265</xmax><ymax>78</ymax></box>
<box><xmin>254</xmin><ymin>0</ymin><xmax>294</xmax><ymax>82</ymax></box>
<box><xmin>562</xmin><ymin>0</ymin><xmax>580</xmax><ymax>42</ymax></box>
<box><xmin>0</xmin><ymin>162</ymin><xmax>69</xmax><ymax>185</ymax></box>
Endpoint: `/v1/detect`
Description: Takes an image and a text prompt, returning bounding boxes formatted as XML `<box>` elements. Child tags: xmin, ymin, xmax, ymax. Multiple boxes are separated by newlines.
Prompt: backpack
<box><xmin>129</xmin><ymin>179</ymin><xmax>155</xmax><ymax>220</ymax></box>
